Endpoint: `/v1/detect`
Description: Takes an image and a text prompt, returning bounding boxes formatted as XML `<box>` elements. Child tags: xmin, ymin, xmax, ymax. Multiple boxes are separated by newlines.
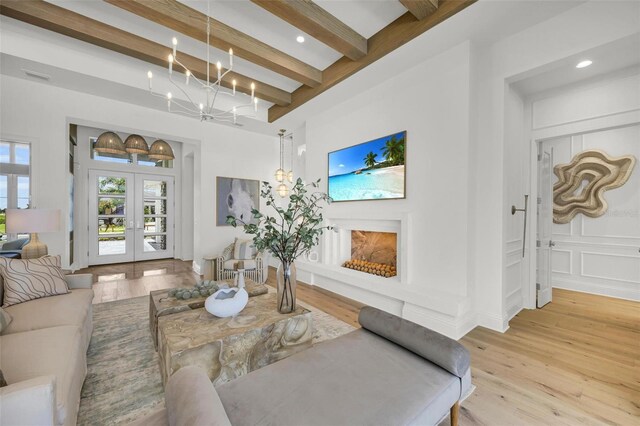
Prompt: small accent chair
<box><xmin>0</xmin><ymin>237</ymin><xmax>29</xmax><ymax>259</ymax></box>
<box><xmin>216</xmin><ymin>238</ymin><xmax>268</xmax><ymax>284</ymax></box>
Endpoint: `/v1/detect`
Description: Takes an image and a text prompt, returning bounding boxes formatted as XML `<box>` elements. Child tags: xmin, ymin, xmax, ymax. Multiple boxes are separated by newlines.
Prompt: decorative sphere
<box><xmin>168</xmin><ymin>289</ymin><xmax>177</xmax><ymax>297</ymax></box>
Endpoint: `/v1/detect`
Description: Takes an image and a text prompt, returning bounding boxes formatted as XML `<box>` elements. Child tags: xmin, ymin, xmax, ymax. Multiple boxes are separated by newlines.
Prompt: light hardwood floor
<box><xmin>82</xmin><ymin>260</ymin><xmax>639</xmax><ymax>425</ymax></box>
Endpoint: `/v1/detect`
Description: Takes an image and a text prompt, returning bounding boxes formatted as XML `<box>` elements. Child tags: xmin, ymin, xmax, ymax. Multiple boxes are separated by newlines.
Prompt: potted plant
<box><xmin>227</xmin><ymin>179</ymin><xmax>332</xmax><ymax>313</ymax></box>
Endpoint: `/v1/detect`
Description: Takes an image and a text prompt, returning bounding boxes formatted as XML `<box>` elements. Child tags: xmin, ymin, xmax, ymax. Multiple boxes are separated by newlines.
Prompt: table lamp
<box><xmin>6</xmin><ymin>209</ymin><xmax>61</xmax><ymax>259</ymax></box>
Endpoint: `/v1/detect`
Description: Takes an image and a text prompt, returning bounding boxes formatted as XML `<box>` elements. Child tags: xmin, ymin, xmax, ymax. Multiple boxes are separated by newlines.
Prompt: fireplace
<box><xmin>342</xmin><ymin>230</ymin><xmax>397</xmax><ymax>278</ymax></box>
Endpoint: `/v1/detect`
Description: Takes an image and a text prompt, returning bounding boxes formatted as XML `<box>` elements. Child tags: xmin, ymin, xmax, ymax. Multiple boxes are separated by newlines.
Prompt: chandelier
<box><xmin>146</xmin><ymin>1</ymin><xmax>257</xmax><ymax>124</ymax></box>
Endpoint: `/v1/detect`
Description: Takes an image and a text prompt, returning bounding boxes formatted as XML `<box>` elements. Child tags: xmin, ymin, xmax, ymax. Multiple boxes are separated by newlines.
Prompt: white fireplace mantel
<box><xmin>290</xmin><ymin>212</ymin><xmax>475</xmax><ymax>339</ymax></box>
<box><xmin>321</xmin><ymin>213</ymin><xmax>410</xmax><ymax>286</ymax></box>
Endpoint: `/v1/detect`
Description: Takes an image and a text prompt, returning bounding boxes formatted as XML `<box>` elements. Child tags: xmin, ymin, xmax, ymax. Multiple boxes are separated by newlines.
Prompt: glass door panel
<box><xmin>135</xmin><ymin>175</ymin><xmax>174</xmax><ymax>261</ymax></box>
<box><xmin>89</xmin><ymin>171</ymin><xmax>135</xmax><ymax>264</ymax></box>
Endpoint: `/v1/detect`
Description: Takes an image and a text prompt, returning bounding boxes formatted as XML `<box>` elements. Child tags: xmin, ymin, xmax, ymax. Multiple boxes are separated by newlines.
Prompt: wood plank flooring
<box><xmin>80</xmin><ymin>260</ymin><xmax>639</xmax><ymax>425</ymax></box>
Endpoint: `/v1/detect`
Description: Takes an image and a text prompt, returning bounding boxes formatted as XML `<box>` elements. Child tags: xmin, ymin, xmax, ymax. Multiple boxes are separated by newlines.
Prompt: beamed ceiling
<box><xmin>0</xmin><ymin>0</ymin><xmax>476</xmax><ymax>123</ymax></box>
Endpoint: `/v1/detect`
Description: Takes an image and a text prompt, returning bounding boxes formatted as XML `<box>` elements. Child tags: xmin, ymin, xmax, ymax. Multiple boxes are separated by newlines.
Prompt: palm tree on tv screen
<box><xmin>382</xmin><ymin>135</ymin><xmax>405</xmax><ymax>166</ymax></box>
<box><xmin>364</xmin><ymin>151</ymin><xmax>377</xmax><ymax>168</ymax></box>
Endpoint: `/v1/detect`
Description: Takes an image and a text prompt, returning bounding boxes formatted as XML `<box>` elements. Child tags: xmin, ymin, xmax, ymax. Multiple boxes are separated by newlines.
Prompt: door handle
<box><xmin>126</xmin><ymin>220</ymin><xmax>134</xmax><ymax>231</ymax></box>
<box><xmin>136</xmin><ymin>220</ymin><xmax>143</xmax><ymax>230</ymax></box>
<box><xmin>549</xmin><ymin>241</ymin><xmax>555</xmax><ymax>248</ymax></box>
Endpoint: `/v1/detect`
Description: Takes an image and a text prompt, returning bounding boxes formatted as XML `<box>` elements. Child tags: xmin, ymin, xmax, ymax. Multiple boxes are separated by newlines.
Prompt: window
<box><xmin>0</xmin><ymin>141</ymin><xmax>31</xmax><ymax>241</ymax></box>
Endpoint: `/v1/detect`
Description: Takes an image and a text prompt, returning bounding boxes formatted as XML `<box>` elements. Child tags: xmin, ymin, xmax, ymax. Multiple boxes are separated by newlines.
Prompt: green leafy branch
<box><xmin>227</xmin><ymin>178</ymin><xmax>332</xmax><ymax>265</ymax></box>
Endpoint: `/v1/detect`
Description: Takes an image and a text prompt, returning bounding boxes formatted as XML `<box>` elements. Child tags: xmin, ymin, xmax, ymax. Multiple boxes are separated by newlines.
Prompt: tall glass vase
<box><xmin>276</xmin><ymin>261</ymin><xmax>297</xmax><ymax>314</ymax></box>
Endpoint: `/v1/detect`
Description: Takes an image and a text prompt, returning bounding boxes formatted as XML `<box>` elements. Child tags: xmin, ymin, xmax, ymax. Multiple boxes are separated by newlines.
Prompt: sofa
<box><xmin>0</xmin><ymin>272</ymin><xmax>94</xmax><ymax>426</ymax></box>
<box><xmin>132</xmin><ymin>306</ymin><xmax>471</xmax><ymax>426</ymax></box>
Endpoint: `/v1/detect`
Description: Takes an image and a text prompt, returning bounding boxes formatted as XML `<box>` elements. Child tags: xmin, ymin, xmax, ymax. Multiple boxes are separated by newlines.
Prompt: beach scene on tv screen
<box><xmin>328</xmin><ymin>131</ymin><xmax>406</xmax><ymax>201</ymax></box>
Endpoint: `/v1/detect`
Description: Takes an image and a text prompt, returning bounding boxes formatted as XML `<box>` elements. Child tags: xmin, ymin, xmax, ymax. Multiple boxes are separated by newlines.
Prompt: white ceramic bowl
<box><xmin>205</xmin><ymin>287</ymin><xmax>249</xmax><ymax>318</ymax></box>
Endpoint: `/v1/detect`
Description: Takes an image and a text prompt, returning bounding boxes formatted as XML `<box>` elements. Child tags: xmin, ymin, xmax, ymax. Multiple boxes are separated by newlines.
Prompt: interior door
<box><xmin>134</xmin><ymin>175</ymin><xmax>174</xmax><ymax>261</ymax></box>
<box><xmin>537</xmin><ymin>146</ymin><xmax>554</xmax><ymax>307</ymax></box>
<box><xmin>89</xmin><ymin>171</ymin><xmax>135</xmax><ymax>265</ymax></box>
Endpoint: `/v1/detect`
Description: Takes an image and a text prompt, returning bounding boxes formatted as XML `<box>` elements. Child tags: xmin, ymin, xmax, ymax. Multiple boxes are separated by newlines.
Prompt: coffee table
<box><xmin>149</xmin><ymin>279</ymin><xmax>268</xmax><ymax>349</ymax></box>
<box><xmin>156</xmin><ymin>292</ymin><xmax>313</xmax><ymax>386</ymax></box>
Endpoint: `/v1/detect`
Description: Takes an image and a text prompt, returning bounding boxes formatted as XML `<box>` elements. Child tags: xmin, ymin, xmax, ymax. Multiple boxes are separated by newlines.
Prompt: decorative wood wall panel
<box><xmin>553</xmin><ymin>149</ymin><xmax>636</xmax><ymax>224</ymax></box>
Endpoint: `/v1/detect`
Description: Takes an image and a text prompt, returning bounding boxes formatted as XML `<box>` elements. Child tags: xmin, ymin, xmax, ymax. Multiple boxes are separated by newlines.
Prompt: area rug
<box><xmin>77</xmin><ymin>295</ymin><xmax>355</xmax><ymax>425</ymax></box>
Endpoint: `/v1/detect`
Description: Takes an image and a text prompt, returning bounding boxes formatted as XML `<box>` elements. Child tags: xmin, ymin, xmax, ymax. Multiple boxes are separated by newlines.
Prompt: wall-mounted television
<box><xmin>328</xmin><ymin>131</ymin><xmax>406</xmax><ymax>202</ymax></box>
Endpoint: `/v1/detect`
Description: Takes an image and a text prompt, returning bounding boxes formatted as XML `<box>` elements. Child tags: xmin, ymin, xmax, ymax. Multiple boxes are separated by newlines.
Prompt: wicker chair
<box><xmin>215</xmin><ymin>241</ymin><xmax>269</xmax><ymax>284</ymax></box>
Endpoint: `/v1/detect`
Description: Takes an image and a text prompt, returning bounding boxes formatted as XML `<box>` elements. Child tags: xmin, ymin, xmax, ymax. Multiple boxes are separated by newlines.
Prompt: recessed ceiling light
<box><xmin>296</xmin><ymin>35</ymin><xmax>305</xmax><ymax>43</ymax></box>
<box><xmin>576</xmin><ymin>60</ymin><xmax>593</xmax><ymax>69</ymax></box>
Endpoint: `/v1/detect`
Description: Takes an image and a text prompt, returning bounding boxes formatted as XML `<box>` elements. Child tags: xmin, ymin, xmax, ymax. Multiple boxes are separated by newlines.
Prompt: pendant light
<box><xmin>275</xmin><ymin>129</ymin><xmax>286</xmax><ymax>182</ymax></box>
<box><xmin>124</xmin><ymin>134</ymin><xmax>149</xmax><ymax>154</ymax></box>
<box><xmin>148</xmin><ymin>139</ymin><xmax>175</xmax><ymax>161</ymax></box>
<box><xmin>95</xmin><ymin>131</ymin><xmax>126</xmax><ymax>154</ymax></box>
<box><xmin>287</xmin><ymin>132</ymin><xmax>294</xmax><ymax>183</ymax></box>
<box><xmin>275</xmin><ymin>129</ymin><xmax>289</xmax><ymax>197</ymax></box>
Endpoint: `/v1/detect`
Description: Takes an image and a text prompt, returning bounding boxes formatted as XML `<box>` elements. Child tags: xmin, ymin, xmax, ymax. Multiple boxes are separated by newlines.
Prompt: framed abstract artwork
<box><xmin>216</xmin><ymin>177</ymin><xmax>260</xmax><ymax>226</ymax></box>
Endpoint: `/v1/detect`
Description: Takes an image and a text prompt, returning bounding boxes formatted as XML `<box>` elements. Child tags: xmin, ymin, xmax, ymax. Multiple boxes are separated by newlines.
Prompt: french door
<box><xmin>89</xmin><ymin>170</ymin><xmax>174</xmax><ymax>265</ymax></box>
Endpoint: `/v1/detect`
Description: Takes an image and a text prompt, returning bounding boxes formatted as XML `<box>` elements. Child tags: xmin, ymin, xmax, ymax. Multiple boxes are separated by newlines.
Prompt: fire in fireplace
<box><xmin>343</xmin><ymin>230</ymin><xmax>397</xmax><ymax>278</ymax></box>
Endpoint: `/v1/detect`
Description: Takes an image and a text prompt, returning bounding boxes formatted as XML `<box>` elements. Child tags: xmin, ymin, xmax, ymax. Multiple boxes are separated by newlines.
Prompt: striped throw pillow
<box><xmin>0</xmin><ymin>256</ymin><xmax>69</xmax><ymax>307</ymax></box>
<box><xmin>233</xmin><ymin>238</ymin><xmax>255</xmax><ymax>260</ymax></box>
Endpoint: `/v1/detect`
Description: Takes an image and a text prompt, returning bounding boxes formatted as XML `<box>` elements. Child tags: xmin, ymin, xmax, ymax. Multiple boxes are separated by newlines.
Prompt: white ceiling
<box><xmin>511</xmin><ymin>33</ymin><xmax>640</xmax><ymax>97</ymax></box>
<box><xmin>7</xmin><ymin>0</ymin><xmax>634</xmax><ymax>133</ymax></box>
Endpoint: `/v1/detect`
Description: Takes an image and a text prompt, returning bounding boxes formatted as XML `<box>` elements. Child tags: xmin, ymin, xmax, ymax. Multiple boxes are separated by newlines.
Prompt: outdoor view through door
<box><xmin>89</xmin><ymin>171</ymin><xmax>174</xmax><ymax>265</ymax></box>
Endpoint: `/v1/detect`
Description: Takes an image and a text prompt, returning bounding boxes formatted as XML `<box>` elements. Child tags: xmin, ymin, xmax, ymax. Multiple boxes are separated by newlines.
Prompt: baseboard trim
<box><xmin>553</xmin><ymin>279</ymin><xmax>639</xmax><ymax>301</ymax></box>
<box><xmin>477</xmin><ymin>311</ymin><xmax>509</xmax><ymax>333</ymax></box>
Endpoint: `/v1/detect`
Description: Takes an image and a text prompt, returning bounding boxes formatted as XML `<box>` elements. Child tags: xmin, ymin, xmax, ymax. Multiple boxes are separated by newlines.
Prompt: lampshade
<box><xmin>148</xmin><ymin>139</ymin><xmax>175</xmax><ymax>161</ymax></box>
<box><xmin>275</xmin><ymin>168</ymin><xmax>285</xmax><ymax>182</ymax></box>
<box><xmin>124</xmin><ymin>134</ymin><xmax>149</xmax><ymax>154</ymax></box>
<box><xmin>6</xmin><ymin>209</ymin><xmax>61</xmax><ymax>233</ymax></box>
<box><xmin>276</xmin><ymin>183</ymin><xmax>289</xmax><ymax>198</ymax></box>
<box><xmin>95</xmin><ymin>131</ymin><xmax>126</xmax><ymax>154</ymax></box>
<box><xmin>287</xmin><ymin>170</ymin><xmax>294</xmax><ymax>183</ymax></box>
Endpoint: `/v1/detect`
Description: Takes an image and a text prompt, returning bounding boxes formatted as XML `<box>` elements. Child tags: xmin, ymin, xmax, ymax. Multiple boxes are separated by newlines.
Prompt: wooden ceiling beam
<box><xmin>268</xmin><ymin>0</ymin><xmax>476</xmax><ymax>122</ymax></box>
<box><xmin>104</xmin><ymin>0</ymin><xmax>322</xmax><ymax>88</ymax></box>
<box><xmin>0</xmin><ymin>0</ymin><xmax>291</xmax><ymax>106</ymax></box>
<box><xmin>250</xmin><ymin>0</ymin><xmax>367</xmax><ymax>61</ymax></box>
<box><xmin>399</xmin><ymin>0</ymin><xmax>439</xmax><ymax>20</ymax></box>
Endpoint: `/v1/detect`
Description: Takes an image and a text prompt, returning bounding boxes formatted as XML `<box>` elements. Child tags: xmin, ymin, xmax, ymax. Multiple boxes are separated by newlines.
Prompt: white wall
<box><xmin>302</xmin><ymin>41</ymin><xmax>475</xmax><ymax>338</ymax></box>
<box><xmin>476</xmin><ymin>0</ymin><xmax>640</xmax><ymax>330</ymax></box>
<box><xmin>0</xmin><ymin>75</ymin><xmax>278</xmax><ymax>270</ymax></box>
<box><xmin>298</xmin><ymin>1</ymin><xmax>640</xmax><ymax>337</ymax></box>
<box><xmin>533</xmin><ymin>72</ymin><xmax>640</xmax><ymax>301</ymax></box>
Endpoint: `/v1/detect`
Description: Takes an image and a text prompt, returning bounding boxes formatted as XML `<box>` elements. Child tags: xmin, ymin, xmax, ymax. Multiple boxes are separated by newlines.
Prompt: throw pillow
<box><xmin>233</xmin><ymin>238</ymin><xmax>255</xmax><ymax>260</ymax></box>
<box><xmin>0</xmin><ymin>256</ymin><xmax>69</xmax><ymax>308</ymax></box>
<box><xmin>0</xmin><ymin>369</ymin><xmax>7</xmax><ymax>387</ymax></box>
<box><xmin>0</xmin><ymin>307</ymin><xmax>12</xmax><ymax>334</ymax></box>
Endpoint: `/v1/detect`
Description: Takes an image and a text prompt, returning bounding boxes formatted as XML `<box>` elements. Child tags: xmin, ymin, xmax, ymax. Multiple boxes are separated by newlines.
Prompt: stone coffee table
<box><xmin>149</xmin><ymin>279</ymin><xmax>267</xmax><ymax>349</ymax></box>
<box><xmin>156</xmin><ymin>292</ymin><xmax>313</xmax><ymax>386</ymax></box>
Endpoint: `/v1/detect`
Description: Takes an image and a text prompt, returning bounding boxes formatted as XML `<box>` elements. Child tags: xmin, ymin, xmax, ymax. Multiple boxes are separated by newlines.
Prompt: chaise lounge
<box><xmin>135</xmin><ymin>306</ymin><xmax>471</xmax><ymax>426</ymax></box>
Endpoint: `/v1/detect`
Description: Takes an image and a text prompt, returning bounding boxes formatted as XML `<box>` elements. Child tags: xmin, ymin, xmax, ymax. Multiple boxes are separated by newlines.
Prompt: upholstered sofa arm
<box><xmin>358</xmin><ymin>306</ymin><xmax>470</xmax><ymax>378</ymax></box>
<box><xmin>0</xmin><ymin>375</ymin><xmax>57</xmax><ymax>426</ymax></box>
<box><xmin>165</xmin><ymin>367</ymin><xmax>231</xmax><ymax>426</ymax></box>
<box><xmin>65</xmin><ymin>273</ymin><xmax>94</xmax><ymax>289</ymax></box>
